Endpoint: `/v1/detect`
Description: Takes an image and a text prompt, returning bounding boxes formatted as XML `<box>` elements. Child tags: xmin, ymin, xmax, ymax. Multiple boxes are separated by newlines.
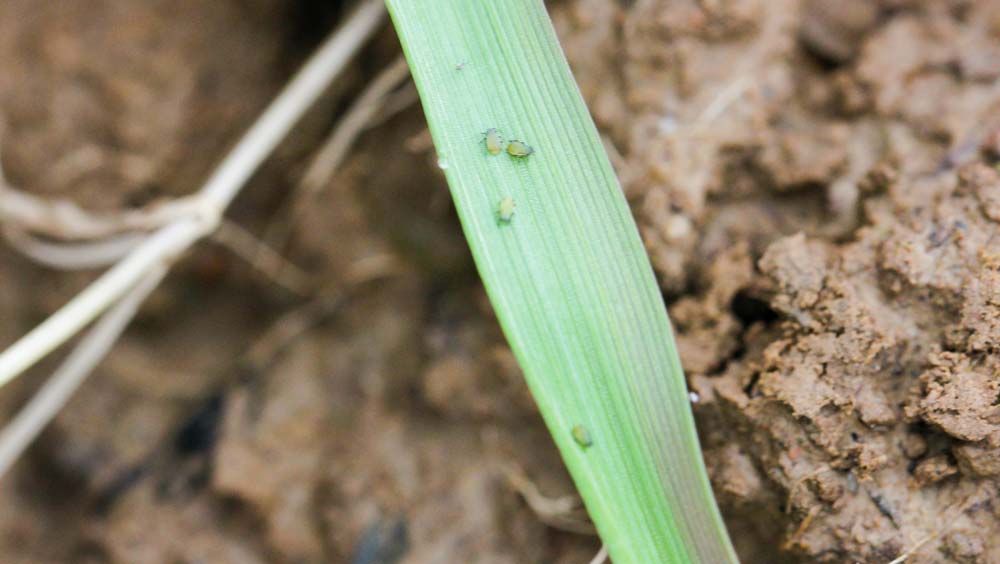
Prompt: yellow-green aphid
<box><xmin>571</xmin><ymin>424</ymin><xmax>593</xmax><ymax>448</ymax></box>
<box><xmin>498</xmin><ymin>196</ymin><xmax>515</xmax><ymax>223</ymax></box>
<box><xmin>506</xmin><ymin>139</ymin><xmax>534</xmax><ymax>158</ymax></box>
<box><xmin>482</xmin><ymin>128</ymin><xmax>504</xmax><ymax>155</ymax></box>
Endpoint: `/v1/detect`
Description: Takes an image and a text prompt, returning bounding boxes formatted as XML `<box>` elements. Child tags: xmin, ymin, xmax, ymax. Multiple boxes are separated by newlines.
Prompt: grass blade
<box><xmin>385</xmin><ymin>1</ymin><xmax>738</xmax><ymax>562</ymax></box>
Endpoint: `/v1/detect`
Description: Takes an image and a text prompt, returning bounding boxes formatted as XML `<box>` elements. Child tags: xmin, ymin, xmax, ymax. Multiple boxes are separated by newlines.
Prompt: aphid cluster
<box><xmin>482</xmin><ymin>128</ymin><xmax>534</xmax><ymax>226</ymax></box>
<box><xmin>481</xmin><ymin>128</ymin><xmax>534</xmax><ymax>159</ymax></box>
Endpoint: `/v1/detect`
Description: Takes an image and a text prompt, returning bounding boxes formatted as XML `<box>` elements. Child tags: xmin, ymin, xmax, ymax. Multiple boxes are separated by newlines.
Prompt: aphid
<box><xmin>506</xmin><ymin>139</ymin><xmax>534</xmax><ymax>158</ymax></box>
<box><xmin>498</xmin><ymin>196</ymin><xmax>515</xmax><ymax>223</ymax></box>
<box><xmin>482</xmin><ymin>128</ymin><xmax>505</xmax><ymax>155</ymax></box>
<box><xmin>571</xmin><ymin>424</ymin><xmax>593</xmax><ymax>448</ymax></box>
<box><xmin>455</xmin><ymin>61</ymin><xmax>466</xmax><ymax>71</ymax></box>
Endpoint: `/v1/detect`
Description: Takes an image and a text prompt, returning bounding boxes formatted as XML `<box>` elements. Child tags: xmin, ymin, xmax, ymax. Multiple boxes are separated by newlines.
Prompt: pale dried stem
<box><xmin>3</xmin><ymin>226</ymin><xmax>146</xmax><ymax>270</ymax></box>
<box><xmin>299</xmin><ymin>55</ymin><xmax>411</xmax><ymax>197</ymax></box>
<box><xmin>0</xmin><ymin>267</ymin><xmax>166</xmax><ymax>479</ymax></box>
<box><xmin>366</xmin><ymin>81</ymin><xmax>418</xmax><ymax>130</ymax></box>
<box><xmin>243</xmin><ymin>252</ymin><xmax>403</xmax><ymax>369</ymax></box>
<box><xmin>0</xmin><ymin>219</ymin><xmax>204</xmax><ymax>388</ymax></box>
<box><xmin>588</xmin><ymin>545</ymin><xmax>608</xmax><ymax>564</ymax></box>
<box><xmin>0</xmin><ymin>167</ymin><xmax>203</xmax><ymax>241</ymax></box>
<box><xmin>500</xmin><ymin>461</ymin><xmax>596</xmax><ymax>536</ymax></box>
<box><xmin>212</xmin><ymin>220</ymin><xmax>316</xmax><ymax>296</ymax></box>
<box><xmin>0</xmin><ymin>0</ymin><xmax>386</xmax><ymax>393</ymax></box>
<box><xmin>264</xmin><ymin>55</ymin><xmax>411</xmax><ymax>251</ymax></box>
<box><xmin>887</xmin><ymin>485</ymin><xmax>988</xmax><ymax>564</ymax></box>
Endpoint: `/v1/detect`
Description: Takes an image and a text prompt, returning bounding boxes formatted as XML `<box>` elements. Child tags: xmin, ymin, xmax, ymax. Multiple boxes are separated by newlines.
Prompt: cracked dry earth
<box><xmin>1</xmin><ymin>0</ymin><xmax>1000</xmax><ymax>563</ymax></box>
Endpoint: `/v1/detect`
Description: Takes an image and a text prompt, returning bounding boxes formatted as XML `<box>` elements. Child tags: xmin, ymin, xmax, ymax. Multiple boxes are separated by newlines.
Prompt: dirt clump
<box><xmin>558</xmin><ymin>0</ymin><xmax>1000</xmax><ymax>561</ymax></box>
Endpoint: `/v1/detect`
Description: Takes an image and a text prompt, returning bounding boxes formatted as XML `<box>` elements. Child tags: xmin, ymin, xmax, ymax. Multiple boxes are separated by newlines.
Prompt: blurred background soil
<box><xmin>0</xmin><ymin>0</ymin><xmax>999</xmax><ymax>562</ymax></box>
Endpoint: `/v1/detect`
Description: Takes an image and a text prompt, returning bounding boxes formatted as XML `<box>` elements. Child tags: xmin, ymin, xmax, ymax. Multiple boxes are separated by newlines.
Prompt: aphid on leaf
<box><xmin>498</xmin><ymin>196</ymin><xmax>515</xmax><ymax>223</ymax></box>
<box><xmin>506</xmin><ymin>139</ymin><xmax>534</xmax><ymax>158</ymax></box>
<box><xmin>571</xmin><ymin>424</ymin><xmax>593</xmax><ymax>448</ymax></box>
<box><xmin>482</xmin><ymin>128</ymin><xmax>505</xmax><ymax>155</ymax></box>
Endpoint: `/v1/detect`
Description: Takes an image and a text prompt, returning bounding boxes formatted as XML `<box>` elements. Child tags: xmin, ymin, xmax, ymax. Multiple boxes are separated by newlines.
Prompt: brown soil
<box><xmin>1</xmin><ymin>0</ymin><xmax>999</xmax><ymax>563</ymax></box>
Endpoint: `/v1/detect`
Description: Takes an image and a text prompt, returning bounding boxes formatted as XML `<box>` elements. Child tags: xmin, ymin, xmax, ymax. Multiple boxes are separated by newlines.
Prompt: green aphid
<box><xmin>571</xmin><ymin>424</ymin><xmax>593</xmax><ymax>448</ymax></box>
<box><xmin>482</xmin><ymin>128</ymin><xmax>505</xmax><ymax>155</ymax></box>
<box><xmin>506</xmin><ymin>139</ymin><xmax>534</xmax><ymax>158</ymax></box>
<box><xmin>498</xmin><ymin>196</ymin><xmax>515</xmax><ymax>223</ymax></box>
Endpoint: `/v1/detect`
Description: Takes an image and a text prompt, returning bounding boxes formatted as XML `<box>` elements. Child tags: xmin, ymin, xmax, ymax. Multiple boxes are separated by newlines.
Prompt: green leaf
<box><xmin>385</xmin><ymin>1</ymin><xmax>737</xmax><ymax>562</ymax></box>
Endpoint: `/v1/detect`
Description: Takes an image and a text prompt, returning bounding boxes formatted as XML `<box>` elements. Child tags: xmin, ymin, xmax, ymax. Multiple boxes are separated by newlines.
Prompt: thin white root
<box><xmin>886</xmin><ymin>485</ymin><xmax>988</xmax><ymax>564</ymax></box>
<box><xmin>782</xmin><ymin>504</ymin><xmax>822</xmax><ymax>551</ymax></box>
<box><xmin>500</xmin><ymin>461</ymin><xmax>596</xmax><ymax>535</ymax></box>
<box><xmin>243</xmin><ymin>253</ymin><xmax>403</xmax><ymax>369</ymax></box>
<box><xmin>264</xmin><ymin>54</ymin><xmax>411</xmax><ymax>250</ymax></box>
<box><xmin>244</xmin><ymin>289</ymin><xmax>343</xmax><ymax>369</ymax></box>
<box><xmin>212</xmin><ymin>220</ymin><xmax>315</xmax><ymax>295</ymax></box>
<box><xmin>588</xmin><ymin>545</ymin><xmax>608</xmax><ymax>564</ymax></box>
<box><xmin>0</xmin><ymin>266</ymin><xmax>166</xmax><ymax>478</ymax></box>
<box><xmin>0</xmin><ymin>219</ymin><xmax>203</xmax><ymax>388</ymax></box>
<box><xmin>0</xmin><ymin>183</ymin><xmax>193</xmax><ymax>241</ymax></box>
<box><xmin>366</xmin><ymin>81</ymin><xmax>418</xmax><ymax>131</ymax></box>
<box><xmin>0</xmin><ymin>0</ymin><xmax>386</xmax><ymax>390</ymax></box>
<box><xmin>3</xmin><ymin>227</ymin><xmax>144</xmax><ymax>270</ymax></box>
<box><xmin>198</xmin><ymin>0</ymin><xmax>386</xmax><ymax>213</ymax></box>
<box><xmin>344</xmin><ymin>252</ymin><xmax>405</xmax><ymax>285</ymax></box>
<box><xmin>299</xmin><ymin>55</ymin><xmax>411</xmax><ymax>197</ymax></box>
<box><xmin>0</xmin><ymin>151</ymin><xmax>205</xmax><ymax>239</ymax></box>
<box><xmin>886</xmin><ymin>532</ymin><xmax>938</xmax><ymax>564</ymax></box>
<box><xmin>695</xmin><ymin>75</ymin><xmax>750</xmax><ymax>126</ymax></box>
